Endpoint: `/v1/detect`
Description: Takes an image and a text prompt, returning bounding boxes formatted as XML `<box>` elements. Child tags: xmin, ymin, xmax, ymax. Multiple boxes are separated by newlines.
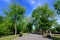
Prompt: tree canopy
<box><xmin>32</xmin><ymin>4</ymin><xmax>57</xmax><ymax>32</ymax></box>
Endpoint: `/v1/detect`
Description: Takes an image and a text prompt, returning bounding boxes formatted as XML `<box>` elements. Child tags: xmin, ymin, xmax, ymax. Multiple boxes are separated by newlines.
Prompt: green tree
<box><xmin>0</xmin><ymin>16</ymin><xmax>4</xmax><ymax>24</ymax></box>
<box><xmin>54</xmin><ymin>0</ymin><xmax>60</xmax><ymax>33</ymax></box>
<box><xmin>32</xmin><ymin>4</ymin><xmax>56</xmax><ymax>35</ymax></box>
<box><xmin>0</xmin><ymin>16</ymin><xmax>12</xmax><ymax>36</ymax></box>
<box><xmin>26</xmin><ymin>17</ymin><xmax>33</xmax><ymax>33</ymax></box>
<box><xmin>20</xmin><ymin>17</ymin><xmax>33</xmax><ymax>33</ymax></box>
<box><xmin>54</xmin><ymin>0</ymin><xmax>60</xmax><ymax>14</ymax></box>
<box><xmin>3</xmin><ymin>0</ymin><xmax>26</xmax><ymax>35</ymax></box>
<box><xmin>55</xmin><ymin>24</ymin><xmax>60</xmax><ymax>32</ymax></box>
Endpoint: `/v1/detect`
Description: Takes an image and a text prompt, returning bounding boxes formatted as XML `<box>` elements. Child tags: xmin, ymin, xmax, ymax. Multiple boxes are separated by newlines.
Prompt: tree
<box><xmin>26</xmin><ymin>17</ymin><xmax>33</xmax><ymax>33</ymax></box>
<box><xmin>0</xmin><ymin>16</ymin><xmax>12</xmax><ymax>36</ymax></box>
<box><xmin>54</xmin><ymin>0</ymin><xmax>60</xmax><ymax>33</ymax></box>
<box><xmin>21</xmin><ymin>17</ymin><xmax>33</xmax><ymax>33</ymax></box>
<box><xmin>3</xmin><ymin>0</ymin><xmax>26</xmax><ymax>35</ymax></box>
<box><xmin>32</xmin><ymin>4</ymin><xmax>56</xmax><ymax>35</ymax></box>
<box><xmin>54</xmin><ymin>0</ymin><xmax>60</xmax><ymax>14</ymax></box>
<box><xmin>55</xmin><ymin>24</ymin><xmax>60</xmax><ymax>32</ymax></box>
<box><xmin>17</xmin><ymin>18</ymin><xmax>28</xmax><ymax>33</ymax></box>
<box><xmin>0</xmin><ymin>16</ymin><xmax>4</xmax><ymax>24</ymax></box>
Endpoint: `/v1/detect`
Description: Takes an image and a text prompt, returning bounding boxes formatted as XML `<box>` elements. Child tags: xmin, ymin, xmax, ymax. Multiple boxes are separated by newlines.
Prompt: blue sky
<box><xmin>0</xmin><ymin>0</ymin><xmax>60</xmax><ymax>24</ymax></box>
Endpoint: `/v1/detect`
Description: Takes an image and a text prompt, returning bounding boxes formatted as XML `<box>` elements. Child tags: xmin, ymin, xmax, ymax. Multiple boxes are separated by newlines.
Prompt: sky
<box><xmin>0</xmin><ymin>0</ymin><xmax>60</xmax><ymax>24</ymax></box>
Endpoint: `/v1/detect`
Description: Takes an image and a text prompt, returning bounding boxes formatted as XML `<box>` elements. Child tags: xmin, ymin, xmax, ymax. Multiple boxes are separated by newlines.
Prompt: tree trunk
<box><xmin>46</xmin><ymin>30</ymin><xmax>52</xmax><ymax>38</ymax></box>
<box><xmin>15</xmin><ymin>24</ymin><xmax>17</xmax><ymax>36</ymax></box>
<box><xmin>49</xmin><ymin>30</ymin><xmax>52</xmax><ymax>36</ymax></box>
<box><xmin>46</xmin><ymin>30</ymin><xmax>48</xmax><ymax>35</ymax></box>
<box><xmin>42</xmin><ymin>30</ymin><xmax>44</xmax><ymax>35</ymax></box>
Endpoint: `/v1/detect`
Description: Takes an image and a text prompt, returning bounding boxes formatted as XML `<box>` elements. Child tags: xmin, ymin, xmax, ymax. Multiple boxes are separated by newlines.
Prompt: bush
<box><xmin>19</xmin><ymin>32</ymin><xmax>23</xmax><ymax>37</ymax></box>
<box><xmin>51</xmin><ymin>28</ymin><xmax>57</xmax><ymax>33</ymax></box>
<box><xmin>0</xmin><ymin>24</ymin><xmax>12</xmax><ymax>36</ymax></box>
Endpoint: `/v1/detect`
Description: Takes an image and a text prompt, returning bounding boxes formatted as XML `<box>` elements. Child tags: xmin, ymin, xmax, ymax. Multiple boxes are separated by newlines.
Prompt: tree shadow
<box><xmin>52</xmin><ymin>37</ymin><xmax>60</xmax><ymax>40</ymax></box>
<box><xmin>43</xmin><ymin>35</ymin><xmax>60</xmax><ymax>40</ymax></box>
<box><xmin>43</xmin><ymin>35</ymin><xmax>52</xmax><ymax>39</ymax></box>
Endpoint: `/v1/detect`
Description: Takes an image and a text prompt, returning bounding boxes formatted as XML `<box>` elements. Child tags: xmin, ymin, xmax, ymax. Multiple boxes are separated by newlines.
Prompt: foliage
<box><xmin>19</xmin><ymin>31</ymin><xmax>23</xmax><ymax>37</ymax></box>
<box><xmin>54</xmin><ymin>0</ymin><xmax>60</xmax><ymax>14</ymax></box>
<box><xmin>32</xmin><ymin>4</ymin><xmax>56</xmax><ymax>32</ymax></box>
<box><xmin>0</xmin><ymin>0</ymin><xmax>26</xmax><ymax>36</ymax></box>
<box><xmin>0</xmin><ymin>0</ymin><xmax>59</xmax><ymax>37</ymax></box>
<box><xmin>54</xmin><ymin>0</ymin><xmax>60</xmax><ymax>32</ymax></box>
<box><xmin>55</xmin><ymin>24</ymin><xmax>60</xmax><ymax>32</ymax></box>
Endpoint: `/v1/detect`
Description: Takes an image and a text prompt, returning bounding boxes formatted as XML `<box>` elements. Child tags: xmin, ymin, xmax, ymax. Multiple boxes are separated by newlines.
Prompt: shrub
<box><xmin>19</xmin><ymin>31</ymin><xmax>23</xmax><ymax>37</ymax></box>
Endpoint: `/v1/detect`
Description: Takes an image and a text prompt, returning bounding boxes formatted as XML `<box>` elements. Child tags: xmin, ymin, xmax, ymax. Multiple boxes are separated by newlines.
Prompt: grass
<box><xmin>0</xmin><ymin>33</ymin><xmax>27</xmax><ymax>40</ymax></box>
<box><xmin>0</xmin><ymin>35</ymin><xmax>19</xmax><ymax>40</ymax></box>
<box><xmin>52</xmin><ymin>34</ymin><xmax>60</xmax><ymax>40</ymax></box>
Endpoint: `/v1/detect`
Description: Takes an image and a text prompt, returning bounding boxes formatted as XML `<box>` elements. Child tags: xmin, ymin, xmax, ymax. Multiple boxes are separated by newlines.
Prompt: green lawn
<box><xmin>0</xmin><ymin>35</ymin><xmax>19</xmax><ymax>40</ymax></box>
<box><xmin>0</xmin><ymin>33</ymin><xmax>27</xmax><ymax>40</ymax></box>
<box><xmin>52</xmin><ymin>34</ymin><xmax>60</xmax><ymax>40</ymax></box>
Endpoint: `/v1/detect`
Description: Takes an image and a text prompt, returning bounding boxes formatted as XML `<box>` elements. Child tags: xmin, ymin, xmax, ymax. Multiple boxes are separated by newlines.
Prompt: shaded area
<box><xmin>52</xmin><ymin>34</ymin><xmax>60</xmax><ymax>40</ymax></box>
<box><xmin>52</xmin><ymin>37</ymin><xmax>60</xmax><ymax>40</ymax></box>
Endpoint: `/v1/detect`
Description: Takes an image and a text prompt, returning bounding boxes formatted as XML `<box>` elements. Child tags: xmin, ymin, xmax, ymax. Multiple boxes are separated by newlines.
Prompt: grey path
<box><xmin>13</xmin><ymin>34</ymin><xmax>51</xmax><ymax>40</ymax></box>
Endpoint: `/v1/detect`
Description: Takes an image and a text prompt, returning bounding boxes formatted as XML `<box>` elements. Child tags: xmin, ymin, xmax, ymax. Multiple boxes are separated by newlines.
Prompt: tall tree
<box><xmin>26</xmin><ymin>17</ymin><xmax>33</xmax><ymax>33</ymax></box>
<box><xmin>21</xmin><ymin>17</ymin><xmax>33</xmax><ymax>33</ymax></box>
<box><xmin>3</xmin><ymin>0</ymin><xmax>26</xmax><ymax>35</ymax></box>
<box><xmin>32</xmin><ymin>4</ymin><xmax>56</xmax><ymax>35</ymax></box>
<box><xmin>54</xmin><ymin>0</ymin><xmax>60</xmax><ymax>33</ymax></box>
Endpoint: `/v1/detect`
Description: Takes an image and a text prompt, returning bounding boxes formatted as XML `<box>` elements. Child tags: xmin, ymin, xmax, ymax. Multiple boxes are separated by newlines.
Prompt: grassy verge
<box><xmin>52</xmin><ymin>34</ymin><xmax>60</xmax><ymax>40</ymax></box>
<box><xmin>0</xmin><ymin>33</ymin><xmax>28</xmax><ymax>40</ymax></box>
<box><xmin>0</xmin><ymin>35</ymin><xmax>19</xmax><ymax>40</ymax></box>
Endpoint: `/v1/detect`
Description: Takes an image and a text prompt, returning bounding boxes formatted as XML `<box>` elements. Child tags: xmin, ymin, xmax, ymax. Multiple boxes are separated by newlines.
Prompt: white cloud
<box><xmin>27</xmin><ymin>0</ymin><xmax>36</xmax><ymax>5</ymax></box>
<box><xmin>3</xmin><ymin>0</ymin><xmax>10</xmax><ymax>3</ymax></box>
<box><xmin>27</xmin><ymin>0</ymin><xmax>41</xmax><ymax>6</ymax></box>
<box><xmin>29</xmin><ymin>0</ymin><xmax>36</xmax><ymax>5</ymax></box>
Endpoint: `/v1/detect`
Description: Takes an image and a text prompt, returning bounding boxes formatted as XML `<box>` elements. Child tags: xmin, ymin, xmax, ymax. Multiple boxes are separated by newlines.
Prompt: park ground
<box><xmin>0</xmin><ymin>35</ymin><xmax>18</xmax><ymax>40</ymax></box>
<box><xmin>0</xmin><ymin>33</ymin><xmax>60</xmax><ymax>40</ymax></box>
